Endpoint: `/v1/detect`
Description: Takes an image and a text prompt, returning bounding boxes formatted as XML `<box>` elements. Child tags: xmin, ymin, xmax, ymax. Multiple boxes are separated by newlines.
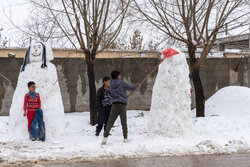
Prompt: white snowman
<box><xmin>9</xmin><ymin>42</ymin><xmax>65</xmax><ymax>140</ymax></box>
<box><xmin>148</xmin><ymin>48</ymin><xmax>192</xmax><ymax>137</ymax></box>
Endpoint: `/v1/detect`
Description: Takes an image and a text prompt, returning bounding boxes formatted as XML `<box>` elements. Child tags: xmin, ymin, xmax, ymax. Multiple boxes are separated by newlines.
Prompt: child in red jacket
<box><xmin>23</xmin><ymin>81</ymin><xmax>41</xmax><ymax>132</ymax></box>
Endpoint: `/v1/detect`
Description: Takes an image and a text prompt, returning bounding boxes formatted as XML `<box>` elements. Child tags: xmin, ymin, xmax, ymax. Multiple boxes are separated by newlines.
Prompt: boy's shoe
<box><xmin>29</xmin><ymin>135</ymin><xmax>36</xmax><ymax>141</ymax></box>
<box><xmin>101</xmin><ymin>137</ymin><xmax>108</xmax><ymax>145</ymax></box>
<box><xmin>123</xmin><ymin>138</ymin><xmax>129</xmax><ymax>143</ymax></box>
<box><xmin>95</xmin><ymin>132</ymin><xmax>100</xmax><ymax>136</ymax></box>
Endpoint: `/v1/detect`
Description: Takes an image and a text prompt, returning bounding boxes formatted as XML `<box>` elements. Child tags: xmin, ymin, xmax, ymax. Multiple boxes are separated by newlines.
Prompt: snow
<box><xmin>149</xmin><ymin>49</ymin><xmax>192</xmax><ymax>137</ymax></box>
<box><xmin>8</xmin><ymin>42</ymin><xmax>65</xmax><ymax>141</ymax></box>
<box><xmin>0</xmin><ymin>86</ymin><xmax>250</xmax><ymax>165</ymax></box>
<box><xmin>183</xmin><ymin>51</ymin><xmax>226</xmax><ymax>58</ymax></box>
<box><xmin>192</xmin><ymin>86</ymin><xmax>250</xmax><ymax>153</ymax></box>
<box><xmin>197</xmin><ymin>86</ymin><xmax>250</xmax><ymax>117</ymax></box>
<box><xmin>206</xmin><ymin>52</ymin><xmax>225</xmax><ymax>58</ymax></box>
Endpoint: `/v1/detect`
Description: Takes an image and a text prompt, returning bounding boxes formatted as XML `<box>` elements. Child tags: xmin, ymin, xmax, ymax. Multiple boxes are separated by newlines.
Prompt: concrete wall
<box><xmin>0</xmin><ymin>57</ymin><xmax>159</xmax><ymax>115</ymax></box>
<box><xmin>0</xmin><ymin>56</ymin><xmax>250</xmax><ymax>116</ymax></box>
<box><xmin>195</xmin><ymin>57</ymin><xmax>250</xmax><ymax>103</ymax></box>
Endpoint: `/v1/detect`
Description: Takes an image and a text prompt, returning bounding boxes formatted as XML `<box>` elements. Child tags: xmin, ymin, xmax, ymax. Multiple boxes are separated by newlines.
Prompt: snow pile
<box><xmin>8</xmin><ymin>42</ymin><xmax>65</xmax><ymax>140</ymax></box>
<box><xmin>203</xmin><ymin>86</ymin><xmax>250</xmax><ymax>116</ymax></box>
<box><xmin>148</xmin><ymin>49</ymin><xmax>192</xmax><ymax>137</ymax></box>
<box><xmin>193</xmin><ymin>86</ymin><xmax>250</xmax><ymax>149</ymax></box>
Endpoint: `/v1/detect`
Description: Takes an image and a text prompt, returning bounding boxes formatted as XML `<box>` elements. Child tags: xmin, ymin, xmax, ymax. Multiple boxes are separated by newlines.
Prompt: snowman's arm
<box><xmin>37</xmin><ymin>94</ymin><xmax>41</xmax><ymax>109</ymax></box>
<box><xmin>23</xmin><ymin>95</ymin><xmax>28</xmax><ymax>112</ymax></box>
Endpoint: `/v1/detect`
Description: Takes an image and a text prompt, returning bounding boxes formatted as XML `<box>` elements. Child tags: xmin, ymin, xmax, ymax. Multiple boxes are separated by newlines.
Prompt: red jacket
<box><xmin>23</xmin><ymin>93</ymin><xmax>41</xmax><ymax>112</ymax></box>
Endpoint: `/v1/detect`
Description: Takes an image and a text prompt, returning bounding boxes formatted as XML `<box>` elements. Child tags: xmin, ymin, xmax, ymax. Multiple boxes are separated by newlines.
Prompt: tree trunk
<box><xmin>188</xmin><ymin>44</ymin><xmax>205</xmax><ymax>117</ymax></box>
<box><xmin>192</xmin><ymin>68</ymin><xmax>205</xmax><ymax>117</ymax></box>
<box><xmin>86</xmin><ymin>56</ymin><xmax>97</xmax><ymax>125</ymax></box>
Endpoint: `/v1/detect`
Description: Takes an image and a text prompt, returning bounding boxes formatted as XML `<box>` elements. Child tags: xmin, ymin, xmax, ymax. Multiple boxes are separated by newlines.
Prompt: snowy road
<box><xmin>38</xmin><ymin>153</ymin><xmax>250</xmax><ymax>167</ymax></box>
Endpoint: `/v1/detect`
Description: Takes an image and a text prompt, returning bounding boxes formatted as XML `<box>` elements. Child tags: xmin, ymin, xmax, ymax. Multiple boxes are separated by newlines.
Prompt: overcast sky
<box><xmin>0</xmin><ymin>0</ymin><xmax>31</xmax><ymax>46</ymax></box>
<box><xmin>0</xmin><ymin>0</ymin><xmax>249</xmax><ymax>48</ymax></box>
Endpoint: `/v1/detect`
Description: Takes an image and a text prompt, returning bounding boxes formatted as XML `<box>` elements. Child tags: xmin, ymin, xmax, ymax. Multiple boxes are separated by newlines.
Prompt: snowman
<box><xmin>148</xmin><ymin>48</ymin><xmax>192</xmax><ymax>137</ymax></box>
<box><xmin>9</xmin><ymin>42</ymin><xmax>65</xmax><ymax>140</ymax></box>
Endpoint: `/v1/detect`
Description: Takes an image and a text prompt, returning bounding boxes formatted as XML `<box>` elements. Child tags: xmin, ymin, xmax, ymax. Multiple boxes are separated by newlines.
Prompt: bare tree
<box><xmin>114</xmin><ymin>30</ymin><xmax>144</xmax><ymax>50</ymax></box>
<box><xmin>5</xmin><ymin>5</ymin><xmax>70</xmax><ymax>47</ymax></box>
<box><xmin>130</xmin><ymin>30</ymin><xmax>143</xmax><ymax>50</ymax></box>
<box><xmin>29</xmin><ymin>0</ymin><xmax>130</xmax><ymax>125</ymax></box>
<box><xmin>134</xmin><ymin>0</ymin><xmax>248</xmax><ymax>117</ymax></box>
<box><xmin>112</xmin><ymin>29</ymin><xmax>161</xmax><ymax>50</ymax></box>
<box><xmin>0</xmin><ymin>28</ymin><xmax>8</xmax><ymax>47</ymax></box>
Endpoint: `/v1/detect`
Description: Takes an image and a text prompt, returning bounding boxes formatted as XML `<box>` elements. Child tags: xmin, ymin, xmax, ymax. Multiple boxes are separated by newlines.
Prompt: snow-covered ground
<box><xmin>0</xmin><ymin>86</ymin><xmax>250</xmax><ymax>165</ymax></box>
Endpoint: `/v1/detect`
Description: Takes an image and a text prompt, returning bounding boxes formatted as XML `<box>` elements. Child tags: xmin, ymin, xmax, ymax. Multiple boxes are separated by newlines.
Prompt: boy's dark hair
<box><xmin>103</xmin><ymin>76</ymin><xmax>111</xmax><ymax>83</ymax></box>
<box><xmin>28</xmin><ymin>81</ymin><xmax>35</xmax><ymax>87</ymax></box>
<box><xmin>111</xmin><ymin>71</ymin><xmax>120</xmax><ymax>79</ymax></box>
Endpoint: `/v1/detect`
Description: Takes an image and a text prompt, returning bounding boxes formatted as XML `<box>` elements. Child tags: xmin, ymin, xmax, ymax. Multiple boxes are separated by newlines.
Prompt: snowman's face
<box><xmin>26</xmin><ymin>42</ymin><xmax>54</xmax><ymax>64</ymax></box>
<box><xmin>30</xmin><ymin>43</ymin><xmax>43</xmax><ymax>63</ymax></box>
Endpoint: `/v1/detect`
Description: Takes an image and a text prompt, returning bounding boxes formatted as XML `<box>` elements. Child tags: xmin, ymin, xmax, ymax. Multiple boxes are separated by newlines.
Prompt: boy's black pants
<box><xmin>104</xmin><ymin>102</ymin><xmax>127</xmax><ymax>139</ymax></box>
<box><xmin>96</xmin><ymin>105</ymin><xmax>111</xmax><ymax>133</ymax></box>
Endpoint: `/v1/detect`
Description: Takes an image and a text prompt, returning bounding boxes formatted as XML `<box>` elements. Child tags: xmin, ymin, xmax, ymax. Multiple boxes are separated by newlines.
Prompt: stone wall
<box><xmin>0</xmin><ymin>56</ymin><xmax>249</xmax><ymax>116</ymax></box>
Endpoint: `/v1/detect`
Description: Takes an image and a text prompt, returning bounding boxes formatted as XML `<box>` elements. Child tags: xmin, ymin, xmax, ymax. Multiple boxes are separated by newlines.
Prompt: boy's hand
<box><xmin>23</xmin><ymin>111</ymin><xmax>27</xmax><ymax>117</ymax></box>
<box><xmin>137</xmin><ymin>83</ymin><xmax>142</xmax><ymax>88</ymax></box>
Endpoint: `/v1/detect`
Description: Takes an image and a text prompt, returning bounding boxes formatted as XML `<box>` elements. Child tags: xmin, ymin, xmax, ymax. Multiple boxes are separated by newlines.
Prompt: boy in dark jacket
<box><xmin>95</xmin><ymin>76</ymin><xmax>112</xmax><ymax>136</ymax></box>
<box><xmin>101</xmin><ymin>71</ymin><xmax>141</xmax><ymax>145</ymax></box>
